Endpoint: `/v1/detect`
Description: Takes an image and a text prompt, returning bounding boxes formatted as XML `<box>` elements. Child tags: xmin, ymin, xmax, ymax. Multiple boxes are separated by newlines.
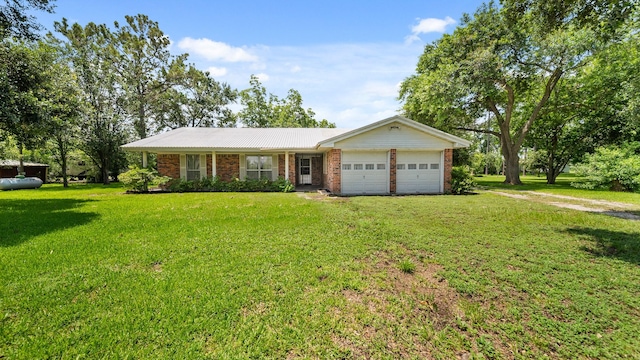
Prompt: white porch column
<box><xmin>142</xmin><ymin>151</ymin><xmax>148</xmax><ymax>168</ymax></box>
<box><xmin>284</xmin><ymin>151</ymin><xmax>289</xmax><ymax>181</ymax></box>
<box><xmin>211</xmin><ymin>151</ymin><xmax>217</xmax><ymax>177</ymax></box>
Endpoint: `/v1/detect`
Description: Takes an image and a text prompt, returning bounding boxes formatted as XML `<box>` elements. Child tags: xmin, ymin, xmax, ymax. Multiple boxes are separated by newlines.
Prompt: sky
<box><xmin>34</xmin><ymin>0</ymin><xmax>486</xmax><ymax>129</ymax></box>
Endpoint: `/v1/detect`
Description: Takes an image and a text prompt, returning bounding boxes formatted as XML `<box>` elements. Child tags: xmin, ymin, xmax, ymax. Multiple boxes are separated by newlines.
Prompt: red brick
<box><xmin>444</xmin><ymin>149</ymin><xmax>453</xmax><ymax>193</ymax></box>
<box><xmin>157</xmin><ymin>154</ymin><xmax>180</xmax><ymax>179</ymax></box>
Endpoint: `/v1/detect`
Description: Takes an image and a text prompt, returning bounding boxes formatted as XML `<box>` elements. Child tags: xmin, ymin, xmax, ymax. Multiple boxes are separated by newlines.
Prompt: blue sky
<box><xmin>36</xmin><ymin>1</ymin><xmax>486</xmax><ymax>128</ymax></box>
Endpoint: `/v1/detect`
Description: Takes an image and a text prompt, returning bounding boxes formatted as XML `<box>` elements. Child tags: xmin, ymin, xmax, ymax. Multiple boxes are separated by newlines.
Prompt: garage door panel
<box><xmin>342</xmin><ymin>152</ymin><xmax>388</xmax><ymax>194</ymax></box>
<box><xmin>396</xmin><ymin>152</ymin><xmax>441</xmax><ymax>193</ymax></box>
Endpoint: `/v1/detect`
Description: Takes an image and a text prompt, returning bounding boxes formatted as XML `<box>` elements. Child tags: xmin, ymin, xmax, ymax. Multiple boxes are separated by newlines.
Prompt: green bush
<box><xmin>164</xmin><ymin>176</ymin><xmax>294</xmax><ymax>193</ymax></box>
<box><xmin>120</xmin><ymin>166</ymin><xmax>170</xmax><ymax>192</ymax></box>
<box><xmin>450</xmin><ymin>166</ymin><xmax>476</xmax><ymax>194</ymax></box>
<box><xmin>571</xmin><ymin>144</ymin><xmax>640</xmax><ymax>192</ymax></box>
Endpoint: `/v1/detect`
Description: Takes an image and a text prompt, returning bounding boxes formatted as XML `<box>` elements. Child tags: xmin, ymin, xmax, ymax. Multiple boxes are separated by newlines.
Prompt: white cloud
<box><xmin>207</xmin><ymin>66</ymin><xmax>228</xmax><ymax>77</ymax></box>
<box><xmin>177</xmin><ymin>37</ymin><xmax>258</xmax><ymax>62</ymax></box>
<box><xmin>183</xmin><ymin>42</ymin><xmax>424</xmax><ymax>128</ymax></box>
<box><xmin>406</xmin><ymin>16</ymin><xmax>456</xmax><ymax>43</ymax></box>
<box><xmin>254</xmin><ymin>73</ymin><xmax>270</xmax><ymax>82</ymax></box>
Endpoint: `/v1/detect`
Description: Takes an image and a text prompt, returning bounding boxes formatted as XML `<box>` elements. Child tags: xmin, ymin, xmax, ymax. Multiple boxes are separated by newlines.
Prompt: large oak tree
<box><xmin>400</xmin><ymin>0</ymin><xmax>636</xmax><ymax>185</ymax></box>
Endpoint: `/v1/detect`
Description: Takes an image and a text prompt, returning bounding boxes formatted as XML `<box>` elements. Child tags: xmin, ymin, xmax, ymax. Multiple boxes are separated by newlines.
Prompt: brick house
<box><xmin>122</xmin><ymin>116</ymin><xmax>470</xmax><ymax>195</ymax></box>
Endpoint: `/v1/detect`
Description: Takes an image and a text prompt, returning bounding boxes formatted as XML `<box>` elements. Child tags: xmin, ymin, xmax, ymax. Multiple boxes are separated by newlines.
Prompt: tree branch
<box><xmin>456</xmin><ymin>127</ymin><xmax>501</xmax><ymax>137</ymax></box>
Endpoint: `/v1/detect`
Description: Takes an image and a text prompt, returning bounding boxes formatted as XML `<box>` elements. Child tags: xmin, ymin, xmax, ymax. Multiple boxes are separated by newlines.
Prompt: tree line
<box><xmin>0</xmin><ymin>3</ymin><xmax>334</xmax><ymax>186</ymax></box>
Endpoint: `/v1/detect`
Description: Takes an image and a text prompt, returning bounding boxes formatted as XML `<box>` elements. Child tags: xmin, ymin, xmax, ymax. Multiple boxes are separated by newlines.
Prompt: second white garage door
<box><xmin>396</xmin><ymin>151</ymin><xmax>441</xmax><ymax>194</ymax></box>
<box><xmin>341</xmin><ymin>151</ymin><xmax>388</xmax><ymax>194</ymax></box>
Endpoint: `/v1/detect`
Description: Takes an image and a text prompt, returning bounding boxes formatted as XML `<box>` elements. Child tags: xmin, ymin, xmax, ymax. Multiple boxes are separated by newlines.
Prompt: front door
<box><xmin>299</xmin><ymin>157</ymin><xmax>311</xmax><ymax>184</ymax></box>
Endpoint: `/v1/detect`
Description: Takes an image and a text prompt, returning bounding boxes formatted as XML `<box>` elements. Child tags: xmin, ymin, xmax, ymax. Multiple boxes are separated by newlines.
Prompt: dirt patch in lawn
<box><xmin>491</xmin><ymin>191</ymin><xmax>640</xmax><ymax>220</ymax></box>
<box><xmin>331</xmin><ymin>248</ymin><xmax>511</xmax><ymax>359</ymax></box>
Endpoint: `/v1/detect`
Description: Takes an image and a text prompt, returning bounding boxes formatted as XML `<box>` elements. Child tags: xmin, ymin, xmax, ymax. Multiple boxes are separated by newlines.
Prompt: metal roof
<box><xmin>0</xmin><ymin>160</ymin><xmax>49</xmax><ymax>167</ymax></box>
<box><xmin>121</xmin><ymin>127</ymin><xmax>353</xmax><ymax>151</ymax></box>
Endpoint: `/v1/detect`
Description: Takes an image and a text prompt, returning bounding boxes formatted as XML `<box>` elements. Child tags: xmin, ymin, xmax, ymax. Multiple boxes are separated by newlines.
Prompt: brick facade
<box><xmin>389</xmin><ymin>149</ymin><xmax>397</xmax><ymax>194</ymax></box>
<box><xmin>324</xmin><ymin>149</ymin><xmax>341</xmax><ymax>193</ymax></box>
<box><xmin>206</xmin><ymin>154</ymin><xmax>213</xmax><ymax>178</ymax></box>
<box><xmin>157</xmin><ymin>154</ymin><xmax>180</xmax><ymax>179</ymax></box>
<box><xmin>277</xmin><ymin>153</ymin><xmax>296</xmax><ymax>181</ymax></box>
<box><xmin>443</xmin><ymin>149</ymin><xmax>453</xmax><ymax>193</ymax></box>
<box><xmin>216</xmin><ymin>154</ymin><xmax>240</xmax><ymax>181</ymax></box>
<box><xmin>155</xmin><ymin>147</ymin><xmax>454</xmax><ymax>194</ymax></box>
<box><xmin>311</xmin><ymin>156</ymin><xmax>323</xmax><ymax>186</ymax></box>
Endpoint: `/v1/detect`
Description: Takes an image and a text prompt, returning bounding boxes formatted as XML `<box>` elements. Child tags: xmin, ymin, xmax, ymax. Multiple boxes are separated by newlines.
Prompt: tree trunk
<box><xmin>500</xmin><ymin>139</ymin><xmax>522</xmax><ymax>185</ymax></box>
<box><xmin>17</xmin><ymin>143</ymin><xmax>25</xmax><ymax>175</ymax></box>
<box><xmin>61</xmin><ymin>154</ymin><xmax>68</xmax><ymax>188</ymax></box>
<box><xmin>503</xmin><ymin>153</ymin><xmax>522</xmax><ymax>185</ymax></box>
<box><xmin>101</xmin><ymin>157</ymin><xmax>110</xmax><ymax>185</ymax></box>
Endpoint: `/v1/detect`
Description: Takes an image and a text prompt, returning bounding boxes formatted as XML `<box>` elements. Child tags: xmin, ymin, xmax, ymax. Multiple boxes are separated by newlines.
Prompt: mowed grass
<box><xmin>1</xmin><ymin>184</ymin><xmax>639</xmax><ymax>359</ymax></box>
<box><xmin>475</xmin><ymin>174</ymin><xmax>640</xmax><ymax>204</ymax></box>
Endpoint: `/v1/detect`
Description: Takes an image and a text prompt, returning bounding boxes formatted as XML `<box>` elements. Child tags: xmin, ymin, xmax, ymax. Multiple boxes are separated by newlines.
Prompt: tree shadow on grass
<box><xmin>566</xmin><ymin>227</ymin><xmax>640</xmax><ymax>265</ymax></box>
<box><xmin>0</xmin><ymin>199</ymin><xmax>99</xmax><ymax>247</ymax></box>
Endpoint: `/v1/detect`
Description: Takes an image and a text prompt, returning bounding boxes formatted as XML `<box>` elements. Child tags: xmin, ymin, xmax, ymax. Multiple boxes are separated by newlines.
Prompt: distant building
<box><xmin>0</xmin><ymin>160</ymin><xmax>49</xmax><ymax>183</ymax></box>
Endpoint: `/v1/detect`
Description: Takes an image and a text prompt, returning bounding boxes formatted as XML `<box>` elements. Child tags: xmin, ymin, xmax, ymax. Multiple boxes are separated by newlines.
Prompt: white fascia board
<box><xmin>316</xmin><ymin>115</ymin><xmax>471</xmax><ymax>149</ymax></box>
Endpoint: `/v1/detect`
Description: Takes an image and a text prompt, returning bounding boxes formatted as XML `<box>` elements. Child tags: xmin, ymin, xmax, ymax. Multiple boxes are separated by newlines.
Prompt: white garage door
<box><xmin>341</xmin><ymin>152</ymin><xmax>388</xmax><ymax>194</ymax></box>
<box><xmin>396</xmin><ymin>151</ymin><xmax>441</xmax><ymax>194</ymax></box>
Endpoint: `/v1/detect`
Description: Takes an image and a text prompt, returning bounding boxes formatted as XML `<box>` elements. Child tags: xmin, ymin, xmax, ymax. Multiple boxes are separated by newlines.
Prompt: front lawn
<box><xmin>1</xmin><ymin>184</ymin><xmax>638</xmax><ymax>358</ymax></box>
<box><xmin>475</xmin><ymin>174</ymin><xmax>640</xmax><ymax>204</ymax></box>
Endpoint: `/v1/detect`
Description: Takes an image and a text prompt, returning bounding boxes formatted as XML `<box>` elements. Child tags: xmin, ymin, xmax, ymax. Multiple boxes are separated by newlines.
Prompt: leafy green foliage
<box><xmin>119</xmin><ymin>165</ymin><xmax>169</xmax><ymax>192</ymax></box>
<box><xmin>571</xmin><ymin>144</ymin><xmax>640</xmax><ymax>192</ymax></box>
<box><xmin>400</xmin><ymin>0</ymin><xmax>636</xmax><ymax>185</ymax></box>
<box><xmin>0</xmin><ymin>0</ymin><xmax>55</xmax><ymax>40</ymax></box>
<box><xmin>238</xmin><ymin>75</ymin><xmax>335</xmax><ymax>128</ymax></box>
<box><xmin>450</xmin><ymin>166</ymin><xmax>476</xmax><ymax>194</ymax></box>
<box><xmin>165</xmin><ymin>176</ymin><xmax>294</xmax><ymax>193</ymax></box>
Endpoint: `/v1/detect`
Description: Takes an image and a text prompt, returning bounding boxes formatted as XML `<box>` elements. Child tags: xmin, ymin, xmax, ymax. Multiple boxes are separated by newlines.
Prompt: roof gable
<box><xmin>317</xmin><ymin>115</ymin><xmax>471</xmax><ymax>149</ymax></box>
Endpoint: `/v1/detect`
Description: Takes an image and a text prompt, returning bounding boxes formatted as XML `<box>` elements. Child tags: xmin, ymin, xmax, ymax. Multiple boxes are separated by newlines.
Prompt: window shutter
<box><xmin>272</xmin><ymin>154</ymin><xmax>279</xmax><ymax>180</ymax></box>
<box><xmin>200</xmin><ymin>154</ymin><xmax>207</xmax><ymax>179</ymax></box>
<box><xmin>239</xmin><ymin>154</ymin><xmax>246</xmax><ymax>180</ymax></box>
<box><xmin>179</xmin><ymin>154</ymin><xmax>186</xmax><ymax>179</ymax></box>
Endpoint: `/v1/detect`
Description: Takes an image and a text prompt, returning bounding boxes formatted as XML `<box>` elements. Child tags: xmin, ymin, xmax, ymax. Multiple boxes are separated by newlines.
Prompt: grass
<box><xmin>475</xmin><ymin>173</ymin><xmax>640</xmax><ymax>204</ymax></box>
<box><xmin>1</xmin><ymin>183</ymin><xmax>639</xmax><ymax>358</ymax></box>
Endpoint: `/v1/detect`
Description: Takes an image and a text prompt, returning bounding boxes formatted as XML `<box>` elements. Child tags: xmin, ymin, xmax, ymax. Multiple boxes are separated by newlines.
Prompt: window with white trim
<box><xmin>408</xmin><ymin>164</ymin><xmax>417</xmax><ymax>170</ymax></box>
<box><xmin>377</xmin><ymin>164</ymin><xmax>385</xmax><ymax>170</ymax></box>
<box><xmin>186</xmin><ymin>154</ymin><xmax>200</xmax><ymax>181</ymax></box>
<box><xmin>354</xmin><ymin>164</ymin><xmax>363</xmax><ymax>170</ymax></box>
<box><xmin>430</xmin><ymin>163</ymin><xmax>440</xmax><ymax>170</ymax></box>
<box><xmin>342</xmin><ymin>164</ymin><xmax>351</xmax><ymax>170</ymax></box>
<box><xmin>396</xmin><ymin>164</ymin><xmax>405</xmax><ymax>170</ymax></box>
<box><xmin>419</xmin><ymin>163</ymin><xmax>428</xmax><ymax>170</ymax></box>
<box><xmin>246</xmin><ymin>155</ymin><xmax>273</xmax><ymax>180</ymax></box>
<box><xmin>365</xmin><ymin>164</ymin><xmax>374</xmax><ymax>170</ymax></box>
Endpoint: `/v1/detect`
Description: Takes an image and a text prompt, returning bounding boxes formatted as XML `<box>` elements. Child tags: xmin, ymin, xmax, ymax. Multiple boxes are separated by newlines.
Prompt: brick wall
<box><xmin>444</xmin><ymin>149</ymin><xmax>453</xmax><ymax>193</ymax></box>
<box><xmin>216</xmin><ymin>154</ymin><xmax>239</xmax><ymax>181</ymax></box>
<box><xmin>389</xmin><ymin>149</ymin><xmax>396</xmax><ymax>193</ymax></box>
<box><xmin>206</xmin><ymin>154</ymin><xmax>213</xmax><ymax>178</ymax></box>
<box><xmin>325</xmin><ymin>149</ymin><xmax>341</xmax><ymax>193</ymax></box>
<box><xmin>311</xmin><ymin>156</ymin><xmax>323</xmax><ymax>186</ymax></box>
<box><xmin>157</xmin><ymin>154</ymin><xmax>180</xmax><ymax>179</ymax></box>
<box><xmin>277</xmin><ymin>153</ymin><xmax>295</xmax><ymax>181</ymax></box>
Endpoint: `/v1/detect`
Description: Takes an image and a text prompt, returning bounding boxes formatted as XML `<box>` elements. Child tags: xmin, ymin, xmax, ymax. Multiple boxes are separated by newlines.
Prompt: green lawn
<box><xmin>1</xmin><ymin>184</ymin><xmax>639</xmax><ymax>359</ymax></box>
<box><xmin>475</xmin><ymin>174</ymin><xmax>640</xmax><ymax>204</ymax></box>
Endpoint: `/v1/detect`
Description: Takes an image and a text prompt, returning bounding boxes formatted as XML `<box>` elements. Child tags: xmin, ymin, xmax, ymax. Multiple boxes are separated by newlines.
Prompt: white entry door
<box><xmin>341</xmin><ymin>151</ymin><xmax>388</xmax><ymax>194</ymax></box>
<box><xmin>396</xmin><ymin>151</ymin><xmax>441</xmax><ymax>193</ymax></box>
<box><xmin>299</xmin><ymin>156</ymin><xmax>312</xmax><ymax>184</ymax></box>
